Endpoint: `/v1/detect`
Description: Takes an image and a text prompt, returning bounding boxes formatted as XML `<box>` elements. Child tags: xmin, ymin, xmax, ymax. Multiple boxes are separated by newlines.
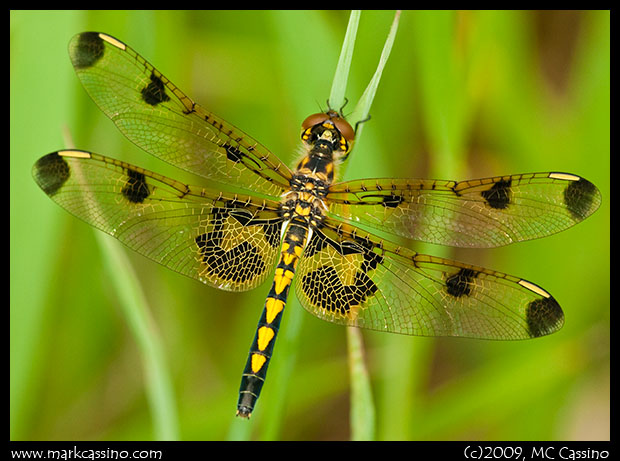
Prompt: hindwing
<box><xmin>33</xmin><ymin>150</ymin><xmax>284</xmax><ymax>291</ymax></box>
<box><xmin>295</xmin><ymin>218</ymin><xmax>564</xmax><ymax>339</ymax></box>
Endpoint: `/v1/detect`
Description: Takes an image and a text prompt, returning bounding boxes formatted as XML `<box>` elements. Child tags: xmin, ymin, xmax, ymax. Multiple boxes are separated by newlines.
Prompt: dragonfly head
<box><xmin>300</xmin><ymin>110</ymin><xmax>355</xmax><ymax>163</ymax></box>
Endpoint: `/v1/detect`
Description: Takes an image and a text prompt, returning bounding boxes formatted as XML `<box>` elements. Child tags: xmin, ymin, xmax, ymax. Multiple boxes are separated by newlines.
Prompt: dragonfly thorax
<box><xmin>281</xmin><ymin>187</ymin><xmax>328</xmax><ymax>228</ymax></box>
<box><xmin>285</xmin><ymin>156</ymin><xmax>332</xmax><ymax>228</ymax></box>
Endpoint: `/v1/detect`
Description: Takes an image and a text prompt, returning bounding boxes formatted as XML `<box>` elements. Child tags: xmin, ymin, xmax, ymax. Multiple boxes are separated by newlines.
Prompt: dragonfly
<box><xmin>33</xmin><ymin>32</ymin><xmax>601</xmax><ymax>419</ymax></box>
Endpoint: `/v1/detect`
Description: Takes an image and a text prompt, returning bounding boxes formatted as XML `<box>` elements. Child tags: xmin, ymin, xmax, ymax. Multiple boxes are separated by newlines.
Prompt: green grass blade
<box><xmin>329</xmin><ymin>10</ymin><xmax>360</xmax><ymax>111</ymax></box>
<box><xmin>347</xmin><ymin>327</ymin><xmax>375</xmax><ymax>440</ymax></box>
<box><xmin>96</xmin><ymin>234</ymin><xmax>180</xmax><ymax>441</ymax></box>
<box><xmin>341</xmin><ymin>11</ymin><xmax>400</xmax><ymax>440</ymax></box>
<box><xmin>349</xmin><ymin>10</ymin><xmax>401</xmax><ymax>138</ymax></box>
<box><xmin>340</xmin><ymin>10</ymin><xmax>400</xmax><ymax>181</ymax></box>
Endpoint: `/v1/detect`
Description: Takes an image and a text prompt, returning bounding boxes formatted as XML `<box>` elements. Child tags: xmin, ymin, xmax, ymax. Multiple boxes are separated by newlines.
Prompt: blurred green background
<box><xmin>10</xmin><ymin>10</ymin><xmax>609</xmax><ymax>441</ymax></box>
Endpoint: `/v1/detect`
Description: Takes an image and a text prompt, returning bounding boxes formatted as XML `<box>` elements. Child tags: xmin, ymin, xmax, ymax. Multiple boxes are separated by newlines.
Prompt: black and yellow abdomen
<box><xmin>236</xmin><ymin>217</ymin><xmax>309</xmax><ymax>418</ymax></box>
<box><xmin>236</xmin><ymin>111</ymin><xmax>350</xmax><ymax>418</ymax></box>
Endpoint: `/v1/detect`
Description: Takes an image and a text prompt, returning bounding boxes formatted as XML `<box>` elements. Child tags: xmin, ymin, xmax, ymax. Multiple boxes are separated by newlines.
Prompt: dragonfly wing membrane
<box><xmin>68</xmin><ymin>32</ymin><xmax>292</xmax><ymax>198</ymax></box>
<box><xmin>327</xmin><ymin>173</ymin><xmax>601</xmax><ymax>248</ymax></box>
<box><xmin>33</xmin><ymin>150</ymin><xmax>284</xmax><ymax>292</ymax></box>
<box><xmin>295</xmin><ymin>218</ymin><xmax>564</xmax><ymax>340</ymax></box>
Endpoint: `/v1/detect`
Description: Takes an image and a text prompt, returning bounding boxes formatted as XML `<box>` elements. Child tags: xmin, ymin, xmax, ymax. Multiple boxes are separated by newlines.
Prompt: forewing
<box><xmin>295</xmin><ymin>218</ymin><xmax>564</xmax><ymax>339</ymax></box>
<box><xmin>33</xmin><ymin>150</ymin><xmax>284</xmax><ymax>291</ymax></box>
<box><xmin>327</xmin><ymin>172</ymin><xmax>601</xmax><ymax>248</ymax></box>
<box><xmin>68</xmin><ymin>32</ymin><xmax>292</xmax><ymax>197</ymax></box>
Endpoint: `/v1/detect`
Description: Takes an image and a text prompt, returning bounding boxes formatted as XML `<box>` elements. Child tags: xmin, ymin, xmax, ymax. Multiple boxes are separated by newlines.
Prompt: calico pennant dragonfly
<box><xmin>33</xmin><ymin>32</ymin><xmax>601</xmax><ymax>419</ymax></box>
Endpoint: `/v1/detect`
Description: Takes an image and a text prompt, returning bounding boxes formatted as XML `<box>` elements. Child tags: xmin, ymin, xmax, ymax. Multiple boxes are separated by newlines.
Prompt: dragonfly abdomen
<box><xmin>237</xmin><ymin>218</ymin><xmax>309</xmax><ymax>418</ymax></box>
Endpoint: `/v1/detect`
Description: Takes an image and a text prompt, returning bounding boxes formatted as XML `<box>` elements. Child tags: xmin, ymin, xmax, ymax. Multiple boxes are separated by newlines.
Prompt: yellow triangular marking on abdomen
<box><xmin>251</xmin><ymin>354</ymin><xmax>267</xmax><ymax>373</ymax></box>
<box><xmin>257</xmin><ymin>326</ymin><xmax>275</xmax><ymax>351</ymax></box>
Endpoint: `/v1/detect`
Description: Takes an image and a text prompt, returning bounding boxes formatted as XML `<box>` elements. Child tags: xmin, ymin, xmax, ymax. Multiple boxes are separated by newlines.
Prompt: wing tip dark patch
<box><xmin>122</xmin><ymin>168</ymin><xmax>151</xmax><ymax>203</ymax></box>
<box><xmin>70</xmin><ymin>32</ymin><xmax>105</xmax><ymax>69</ymax></box>
<box><xmin>141</xmin><ymin>72</ymin><xmax>171</xmax><ymax>106</ymax></box>
<box><xmin>564</xmin><ymin>177</ymin><xmax>600</xmax><ymax>220</ymax></box>
<box><xmin>526</xmin><ymin>296</ymin><xmax>564</xmax><ymax>337</ymax></box>
<box><xmin>33</xmin><ymin>152</ymin><xmax>71</xmax><ymax>197</ymax></box>
<box><xmin>481</xmin><ymin>178</ymin><xmax>512</xmax><ymax>210</ymax></box>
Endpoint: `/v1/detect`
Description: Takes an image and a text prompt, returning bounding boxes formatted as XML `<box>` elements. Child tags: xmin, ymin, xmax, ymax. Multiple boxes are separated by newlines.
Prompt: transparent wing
<box><xmin>68</xmin><ymin>32</ymin><xmax>292</xmax><ymax>198</ymax></box>
<box><xmin>33</xmin><ymin>150</ymin><xmax>284</xmax><ymax>291</ymax></box>
<box><xmin>295</xmin><ymin>217</ymin><xmax>564</xmax><ymax>339</ymax></box>
<box><xmin>326</xmin><ymin>172</ymin><xmax>601</xmax><ymax>248</ymax></box>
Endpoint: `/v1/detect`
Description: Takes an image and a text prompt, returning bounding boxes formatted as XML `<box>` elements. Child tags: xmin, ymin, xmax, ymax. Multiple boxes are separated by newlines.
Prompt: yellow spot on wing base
<box><xmin>265</xmin><ymin>297</ymin><xmax>285</xmax><ymax>323</ymax></box>
<box><xmin>251</xmin><ymin>353</ymin><xmax>267</xmax><ymax>373</ymax></box>
<box><xmin>257</xmin><ymin>326</ymin><xmax>275</xmax><ymax>351</ymax></box>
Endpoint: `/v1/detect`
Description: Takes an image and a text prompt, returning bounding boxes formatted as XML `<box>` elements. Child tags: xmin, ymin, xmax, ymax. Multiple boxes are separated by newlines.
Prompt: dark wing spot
<box><xmin>122</xmin><ymin>168</ymin><xmax>150</xmax><ymax>203</ymax></box>
<box><xmin>141</xmin><ymin>72</ymin><xmax>170</xmax><ymax>106</ymax></box>
<box><xmin>71</xmin><ymin>32</ymin><xmax>105</xmax><ymax>69</ymax></box>
<box><xmin>306</xmin><ymin>232</ymin><xmax>384</xmax><ymax>270</ymax></box>
<box><xmin>195</xmin><ymin>234</ymin><xmax>265</xmax><ymax>284</ymax></box>
<box><xmin>339</xmin><ymin>240</ymin><xmax>365</xmax><ymax>256</ymax></box>
<box><xmin>359</xmin><ymin>193</ymin><xmax>404</xmax><ymax>208</ymax></box>
<box><xmin>564</xmin><ymin>177</ymin><xmax>598</xmax><ymax>220</ymax></box>
<box><xmin>228</xmin><ymin>209</ymin><xmax>282</xmax><ymax>249</ymax></box>
<box><xmin>348</xmin><ymin>270</ymin><xmax>378</xmax><ymax>304</ymax></box>
<box><xmin>228</xmin><ymin>209</ymin><xmax>254</xmax><ymax>226</ymax></box>
<box><xmin>382</xmin><ymin>194</ymin><xmax>404</xmax><ymax>208</ymax></box>
<box><xmin>223</xmin><ymin>144</ymin><xmax>263</xmax><ymax>172</ymax></box>
<box><xmin>224</xmin><ymin>144</ymin><xmax>244</xmax><ymax>163</ymax></box>
<box><xmin>361</xmin><ymin>250</ymin><xmax>384</xmax><ymax>272</ymax></box>
<box><xmin>301</xmin><ymin>265</ymin><xmax>378</xmax><ymax>315</ymax></box>
<box><xmin>32</xmin><ymin>152</ymin><xmax>71</xmax><ymax>196</ymax></box>
<box><xmin>303</xmin><ymin>232</ymin><xmax>329</xmax><ymax>258</ymax></box>
<box><xmin>210</xmin><ymin>204</ymin><xmax>283</xmax><ymax>250</ymax></box>
<box><xmin>446</xmin><ymin>268</ymin><xmax>477</xmax><ymax>298</ymax></box>
<box><xmin>353</xmin><ymin>237</ymin><xmax>384</xmax><ymax>271</ymax></box>
<box><xmin>526</xmin><ymin>296</ymin><xmax>564</xmax><ymax>337</ymax></box>
<box><xmin>263</xmin><ymin>222</ymin><xmax>281</xmax><ymax>248</ymax></box>
<box><xmin>481</xmin><ymin>178</ymin><xmax>512</xmax><ymax>210</ymax></box>
<box><xmin>301</xmin><ymin>267</ymin><xmax>345</xmax><ymax>313</ymax></box>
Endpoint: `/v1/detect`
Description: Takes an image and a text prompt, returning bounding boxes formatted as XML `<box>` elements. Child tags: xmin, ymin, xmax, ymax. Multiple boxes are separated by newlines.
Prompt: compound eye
<box><xmin>332</xmin><ymin>117</ymin><xmax>355</xmax><ymax>144</ymax></box>
<box><xmin>301</xmin><ymin>113</ymin><xmax>329</xmax><ymax>131</ymax></box>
